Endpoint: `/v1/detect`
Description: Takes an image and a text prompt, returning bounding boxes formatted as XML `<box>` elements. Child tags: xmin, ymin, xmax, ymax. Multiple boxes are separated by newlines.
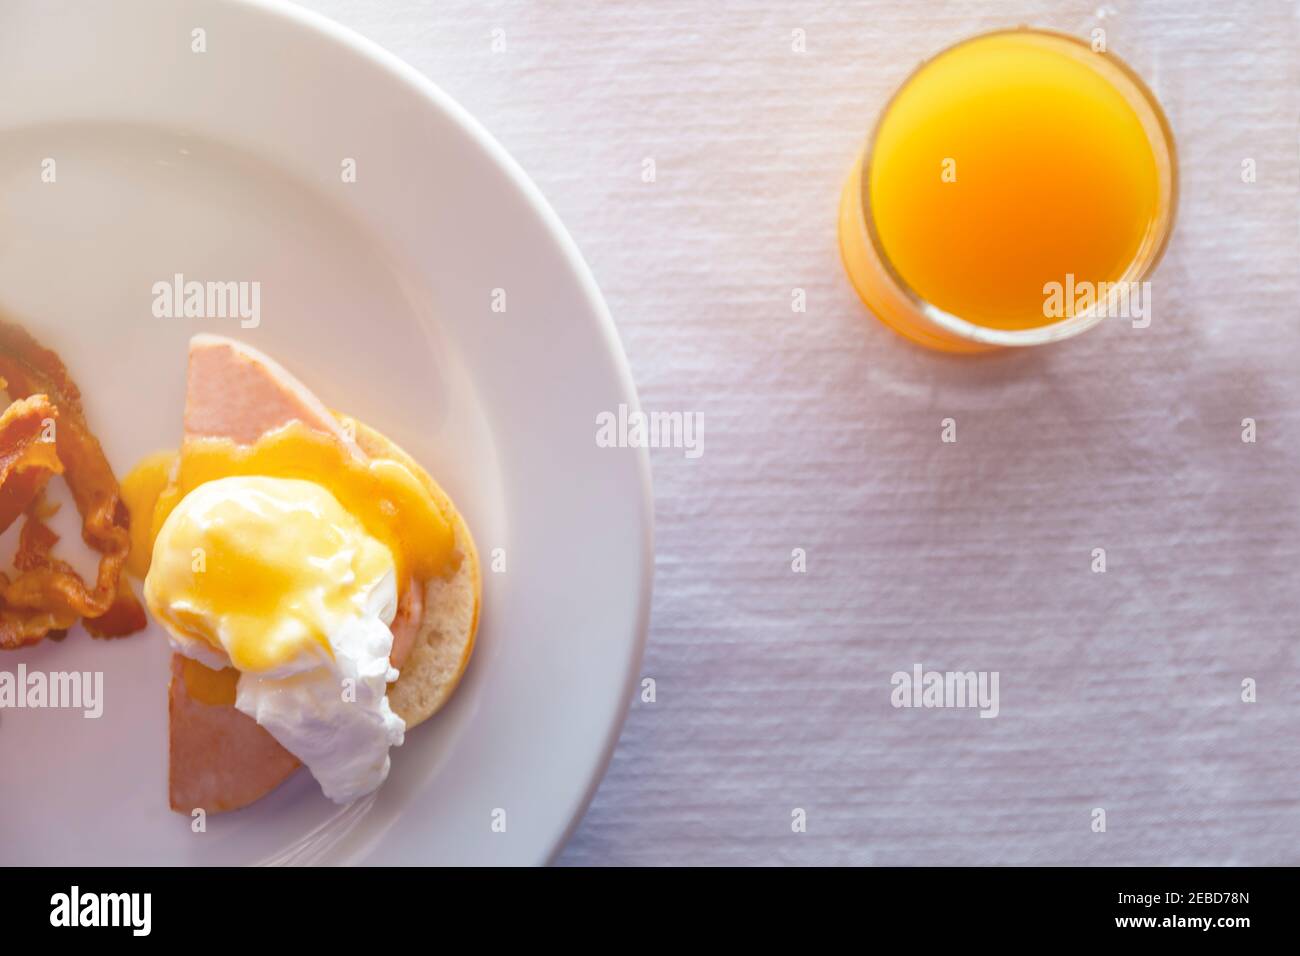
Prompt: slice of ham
<box><xmin>168</xmin><ymin>335</ymin><xmax>420</xmax><ymax>813</ymax></box>
<box><xmin>169</xmin><ymin>656</ymin><xmax>300</xmax><ymax>814</ymax></box>
<box><xmin>184</xmin><ymin>334</ymin><xmax>357</xmax><ymax>448</ymax></box>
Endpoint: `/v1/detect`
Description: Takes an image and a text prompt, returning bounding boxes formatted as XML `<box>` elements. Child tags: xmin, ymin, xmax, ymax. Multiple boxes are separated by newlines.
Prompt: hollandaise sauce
<box><xmin>124</xmin><ymin>421</ymin><xmax>455</xmax><ymax>589</ymax></box>
<box><xmin>146</xmin><ymin>476</ymin><xmax>396</xmax><ymax>673</ymax></box>
<box><xmin>124</xmin><ymin>421</ymin><xmax>457</xmax><ymax>684</ymax></box>
<box><xmin>178</xmin><ymin>656</ymin><xmax>239</xmax><ymax>706</ymax></box>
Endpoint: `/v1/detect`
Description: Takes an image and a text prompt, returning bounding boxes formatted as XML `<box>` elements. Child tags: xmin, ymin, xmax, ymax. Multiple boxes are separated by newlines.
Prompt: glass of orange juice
<box><xmin>839</xmin><ymin>27</ymin><xmax>1177</xmax><ymax>352</ymax></box>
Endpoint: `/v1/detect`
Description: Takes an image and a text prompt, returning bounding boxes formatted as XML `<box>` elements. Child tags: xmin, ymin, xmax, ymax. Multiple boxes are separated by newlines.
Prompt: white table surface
<box><xmin>295</xmin><ymin>0</ymin><xmax>1300</xmax><ymax>865</ymax></box>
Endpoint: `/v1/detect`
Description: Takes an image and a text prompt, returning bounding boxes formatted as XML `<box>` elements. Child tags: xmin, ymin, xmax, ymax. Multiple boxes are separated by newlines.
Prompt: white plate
<box><xmin>0</xmin><ymin>0</ymin><xmax>651</xmax><ymax>865</ymax></box>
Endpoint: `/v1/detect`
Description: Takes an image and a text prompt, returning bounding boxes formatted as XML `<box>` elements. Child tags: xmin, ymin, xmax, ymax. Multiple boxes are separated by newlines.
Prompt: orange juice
<box><xmin>839</xmin><ymin>28</ymin><xmax>1176</xmax><ymax>351</ymax></box>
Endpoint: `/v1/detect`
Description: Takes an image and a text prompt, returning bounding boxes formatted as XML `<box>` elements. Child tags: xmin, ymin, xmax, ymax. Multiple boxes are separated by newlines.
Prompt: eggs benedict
<box><xmin>124</xmin><ymin>335</ymin><xmax>480</xmax><ymax>812</ymax></box>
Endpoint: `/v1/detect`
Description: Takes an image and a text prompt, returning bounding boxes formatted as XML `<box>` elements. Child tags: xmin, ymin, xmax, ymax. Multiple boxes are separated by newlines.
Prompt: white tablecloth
<box><xmin>297</xmin><ymin>0</ymin><xmax>1300</xmax><ymax>865</ymax></box>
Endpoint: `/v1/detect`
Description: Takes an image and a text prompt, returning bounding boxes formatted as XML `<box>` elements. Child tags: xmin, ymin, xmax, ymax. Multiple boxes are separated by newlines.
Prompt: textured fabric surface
<box><xmin>295</xmin><ymin>0</ymin><xmax>1300</xmax><ymax>865</ymax></box>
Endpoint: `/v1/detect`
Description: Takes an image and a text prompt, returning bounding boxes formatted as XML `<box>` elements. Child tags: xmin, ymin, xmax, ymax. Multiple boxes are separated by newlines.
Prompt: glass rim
<box><xmin>857</xmin><ymin>25</ymin><xmax>1180</xmax><ymax>348</ymax></box>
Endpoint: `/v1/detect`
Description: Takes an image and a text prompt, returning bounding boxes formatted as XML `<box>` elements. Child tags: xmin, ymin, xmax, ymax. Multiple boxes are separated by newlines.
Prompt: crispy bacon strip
<box><xmin>0</xmin><ymin>390</ymin><xmax>62</xmax><ymax>535</ymax></box>
<box><xmin>5</xmin><ymin>499</ymin><xmax>147</xmax><ymax>640</ymax></box>
<box><xmin>0</xmin><ymin>319</ymin><xmax>143</xmax><ymax>648</ymax></box>
<box><xmin>82</xmin><ymin>579</ymin><xmax>148</xmax><ymax>637</ymax></box>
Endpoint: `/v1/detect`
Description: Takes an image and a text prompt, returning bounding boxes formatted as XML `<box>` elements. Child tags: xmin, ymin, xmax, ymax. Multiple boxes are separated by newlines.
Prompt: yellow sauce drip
<box><xmin>181</xmin><ymin>657</ymin><xmax>239</xmax><ymax>706</ymax></box>
<box><xmin>121</xmin><ymin>451</ymin><xmax>174</xmax><ymax>580</ymax></box>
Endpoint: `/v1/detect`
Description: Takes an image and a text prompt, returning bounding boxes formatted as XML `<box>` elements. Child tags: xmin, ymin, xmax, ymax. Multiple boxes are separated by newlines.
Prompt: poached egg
<box><xmin>144</xmin><ymin>475</ymin><xmax>405</xmax><ymax>803</ymax></box>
